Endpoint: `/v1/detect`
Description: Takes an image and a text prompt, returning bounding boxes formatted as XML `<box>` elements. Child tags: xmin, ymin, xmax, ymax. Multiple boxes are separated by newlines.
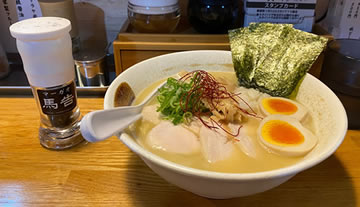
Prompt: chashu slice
<box><xmin>228</xmin><ymin>123</ymin><xmax>258</xmax><ymax>159</ymax></box>
<box><xmin>147</xmin><ymin>121</ymin><xmax>200</xmax><ymax>155</ymax></box>
<box><xmin>199</xmin><ymin>125</ymin><xmax>234</xmax><ymax>163</ymax></box>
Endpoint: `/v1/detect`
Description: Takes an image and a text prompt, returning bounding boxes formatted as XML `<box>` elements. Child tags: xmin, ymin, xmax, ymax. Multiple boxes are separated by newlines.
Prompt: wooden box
<box><xmin>113</xmin><ymin>23</ymin><xmax>331</xmax><ymax>78</ymax></box>
<box><xmin>113</xmin><ymin>21</ymin><xmax>231</xmax><ymax>75</ymax></box>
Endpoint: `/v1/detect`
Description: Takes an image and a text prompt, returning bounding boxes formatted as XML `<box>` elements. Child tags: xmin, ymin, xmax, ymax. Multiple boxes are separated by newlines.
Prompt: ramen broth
<box><xmin>130</xmin><ymin>71</ymin><xmax>315</xmax><ymax>173</ymax></box>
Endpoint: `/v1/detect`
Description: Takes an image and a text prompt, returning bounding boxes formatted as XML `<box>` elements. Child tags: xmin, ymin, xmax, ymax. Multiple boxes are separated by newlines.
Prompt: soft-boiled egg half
<box><xmin>259</xmin><ymin>97</ymin><xmax>308</xmax><ymax>121</ymax></box>
<box><xmin>257</xmin><ymin>115</ymin><xmax>317</xmax><ymax>156</ymax></box>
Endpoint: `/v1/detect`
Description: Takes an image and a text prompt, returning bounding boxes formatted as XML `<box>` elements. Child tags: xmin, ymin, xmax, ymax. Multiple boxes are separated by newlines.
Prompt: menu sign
<box><xmin>320</xmin><ymin>0</ymin><xmax>360</xmax><ymax>39</ymax></box>
<box><xmin>0</xmin><ymin>0</ymin><xmax>42</xmax><ymax>52</ymax></box>
<box><xmin>15</xmin><ymin>0</ymin><xmax>42</xmax><ymax>20</ymax></box>
<box><xmin>244</xmin><ymin>0</ymin><xmax>316</xmax><ymax>32</ymax></box>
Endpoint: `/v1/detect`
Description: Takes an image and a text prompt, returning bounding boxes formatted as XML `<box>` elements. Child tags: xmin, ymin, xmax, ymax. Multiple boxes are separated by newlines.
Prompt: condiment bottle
<box><xmin>128</xmin><ymin>0</ymin><xmax>181</xmax><ymax>33</ymax></box>
<box><xmin>10</xmin><ymin>17</ymin><xmax>84</xmax><ymax>150</ymax></box>
<box><xmin>73</xmin><ymin>49</ymin><xmax>107</xmax><ymax>87</ymax></box>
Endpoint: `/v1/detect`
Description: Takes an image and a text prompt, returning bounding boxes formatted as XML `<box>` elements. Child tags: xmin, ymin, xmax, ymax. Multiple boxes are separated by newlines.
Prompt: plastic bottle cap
<box><xmin>9</xmin><ymin>17</ymin><xmax>74</xmax><ymax>87</ymax></box>
<box><xmin>9</xmin><ymin>17</ymin><xmax>71</xmax><ymax>41</ymax></box>
<box><xmin>129</xmin><ymin>0</ymin><xmax>178</xmax><ymax>7</ymax></box>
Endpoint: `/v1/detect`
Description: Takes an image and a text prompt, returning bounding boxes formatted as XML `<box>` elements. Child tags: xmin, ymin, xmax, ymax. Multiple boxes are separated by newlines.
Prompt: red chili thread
<box><xmin>177</xmin><ymin>70</ymin><xmax>260</xmax><ymax>138</ymax></box>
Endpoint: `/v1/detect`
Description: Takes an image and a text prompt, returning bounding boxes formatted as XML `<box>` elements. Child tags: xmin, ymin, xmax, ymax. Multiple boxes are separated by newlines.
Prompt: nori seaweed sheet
<box><xmin>229</xmin><ymin>23</ymin><xmax>328</xmax><ymax>97</ymax></box>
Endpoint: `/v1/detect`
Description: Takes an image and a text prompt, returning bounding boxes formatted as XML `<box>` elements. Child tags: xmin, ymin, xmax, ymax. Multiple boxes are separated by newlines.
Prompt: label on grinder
<box><xmin>37</xmin><ymin>81</ymin><xmax>77</xmax><ymax>115</ymax></box>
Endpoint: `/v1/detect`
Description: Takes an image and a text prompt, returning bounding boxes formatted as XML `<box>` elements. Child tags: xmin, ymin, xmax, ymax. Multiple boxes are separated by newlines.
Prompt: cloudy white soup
<box><xmin>127</xmin><ymin>23</ymin><xmax>327</xmax><ymax>174</ymax></box>
<box><xmin>130</xmin><ymin>70</ymin><xmax>318</xmax><ymax>173</ymax></box>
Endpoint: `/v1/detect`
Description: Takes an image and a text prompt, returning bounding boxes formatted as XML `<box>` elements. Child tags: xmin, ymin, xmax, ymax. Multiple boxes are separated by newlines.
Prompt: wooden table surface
<box><xmin>0</xmin><ymin>97</ymin><xmax>359</xmax><ymax>207</ymax></box>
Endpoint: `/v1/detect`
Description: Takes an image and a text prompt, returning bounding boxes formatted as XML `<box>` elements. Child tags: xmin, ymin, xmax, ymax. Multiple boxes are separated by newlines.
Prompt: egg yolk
<box><xmin>261</xmin><ymin>120</ymin><xmax>304</xmax><ymax>147</ymax></box>
<box><xmin>262</xmin><ymin>98</ymin><xmax>298</xmax><ymax>115</ymax></box>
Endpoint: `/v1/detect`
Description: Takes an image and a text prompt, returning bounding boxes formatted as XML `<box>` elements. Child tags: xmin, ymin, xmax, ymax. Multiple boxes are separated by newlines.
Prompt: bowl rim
<box><xmin>105</xmin><ymin>50</ymin><xmax>348</xmax><ymax>181</ymax></box>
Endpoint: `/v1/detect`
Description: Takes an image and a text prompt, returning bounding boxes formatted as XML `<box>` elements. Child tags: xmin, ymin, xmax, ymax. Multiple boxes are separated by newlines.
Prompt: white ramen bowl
<box><xmin>104</xmin><ymin>50</ymin><xmax>347</xmax><ymax>198</ymax></box>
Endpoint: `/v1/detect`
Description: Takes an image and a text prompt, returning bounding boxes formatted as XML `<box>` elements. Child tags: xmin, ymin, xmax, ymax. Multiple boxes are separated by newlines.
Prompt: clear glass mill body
<box><xmin>32</xmin><ymin>80</ymin><xmax>83</xmax><ymax>149</ymax></box>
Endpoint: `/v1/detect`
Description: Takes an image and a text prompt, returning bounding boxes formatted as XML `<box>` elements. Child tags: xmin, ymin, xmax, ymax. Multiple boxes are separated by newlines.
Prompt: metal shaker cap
<box><xmin>73</xmin><ymin>49</ymin><xmax>106</xmax><ymax>63</ymax></box>
<box><xmin>74</xmin><ymin>49</ymin><xmax>107</xmax><ymax>86</ymax></box>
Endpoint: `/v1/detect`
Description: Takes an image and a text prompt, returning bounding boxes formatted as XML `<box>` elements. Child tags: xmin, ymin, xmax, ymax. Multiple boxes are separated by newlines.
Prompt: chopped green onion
<box><xmin>156</xmin><ymin>75</ymin><xmax>207</xmax><ymax>125</ymax></box>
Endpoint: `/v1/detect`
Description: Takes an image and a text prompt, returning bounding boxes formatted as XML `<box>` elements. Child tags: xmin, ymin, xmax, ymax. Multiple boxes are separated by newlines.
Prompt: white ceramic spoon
<box><xmin>80</xmin><ymin>81</ymin><xmax>166</xmax><ymax>142</ymax></box>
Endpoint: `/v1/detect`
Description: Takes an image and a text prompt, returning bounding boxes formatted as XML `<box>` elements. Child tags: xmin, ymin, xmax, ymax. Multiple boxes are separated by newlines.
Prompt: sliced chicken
<box><xmin>199</xmin><ymin>125</ymin><xmax>234</xmax><ymax>163</ymax></box>
<box><xmin>182</xmin><ymin>118</ymin><xmax>202</xmax><ymax>135</ymax></box>
<box><xmin>229</xmin><ymin>123</ymin><xmax>258</xmax><ymax>159</ymax></box>
<box><xmin>147</xmin><ymin>121</ymin><xmax>200</xmax><ymax>155</ymax></box>
<box><xmin>141</xmin><ymin>104</ymin><xmax>161</xmax><ymax>125</ymax></box>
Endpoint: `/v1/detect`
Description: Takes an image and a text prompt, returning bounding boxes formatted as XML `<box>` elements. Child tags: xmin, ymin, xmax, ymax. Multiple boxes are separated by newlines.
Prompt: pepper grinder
<box><xmin>10</xmin><ymin>17</ymin><xmax>84</xmax><ymax>150</ymax></box>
